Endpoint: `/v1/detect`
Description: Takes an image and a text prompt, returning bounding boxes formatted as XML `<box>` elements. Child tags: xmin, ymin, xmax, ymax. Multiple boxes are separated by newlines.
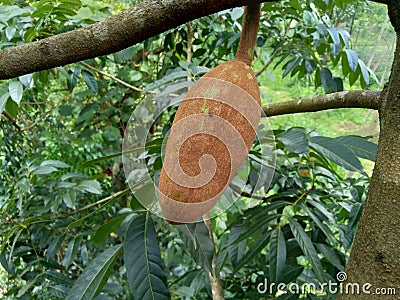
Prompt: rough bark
<box><xmin>235</xmin><ymin>3</ymin><xmax>261</xmax><ymax>65</ymax></box>
<box><xmin>0</xmin><ymin>0</ymin><xmax>390</xmax><ymax>80</ymax></box>
<box><xmin>262</xmin><ymin>90</ymin><xmax>380</xmax><ymax>116</ymax></box>
<box><xmin>337</xmin><ymin>33</ymin><xmax>400</xmax><ymax>300</ymax></box>
<box><xmin>0</xmin><ymin>0</ymin><xmax>274</xmax><ymax>80</ymax></box>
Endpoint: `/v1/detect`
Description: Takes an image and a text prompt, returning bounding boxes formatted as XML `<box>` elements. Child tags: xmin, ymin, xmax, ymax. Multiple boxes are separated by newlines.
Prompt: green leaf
<box><xmin>178</xmin><ymin>221</ymin><xmax>214</xmax><ymax>272</ymax></box>
<box><xmin>0</xmin><ymin>252</ymin><xmax>15</xmax><ymax>275</ymax></box>
<box><xmin>41</xmin><ymin>160</ymin><xmax>70</xmax><ymax>168</ymax></box>
<box><xmin>228</xmin><ymin>224</ymin><xmax>246</xmax><ymax>267</ymax></box>
<box><xmin>234</xmin><ymin>230</ymin><xmax>271</xmax><ymax>272</ymax></box>
<box><xmin>68</xmin><ymin>66</ymin><xmax>81</xmax><ymax>93</ymax></box>
<box><xmin>305</xmin><ymin>59</ymin><xmax>317</xmax><ymax>74</ymax></box>
<box><xmin>61</xmin><ymin>172</ymin><xmax>88</xmax><ymax>181</ymax></box>
<box><xmin>16</xmin><ymin>275</ymin><xmax>40</xmax><ymax>298</ymax></box>
<box><xmin>278</xmin><ymin>127</ymin><xmax>309</xmax><ymax>154</ymax></box>
<box><xmin>93</xmin><ymin>216</ymin><xmax>126</xmax><ymax>245</ymax></box>
<box><xmin>283</xmin><ymin>57</ymin><xmax>302</xmax><ymax>78</ymax></box>
<box><xmin>269</xmin><ymin>227</ymin><xmax>286</xmax><ymax>283</ymax></box>
<box><xmin>310</xmin><ymin>136</ymin><xmax>365</xmax><ymax>175</ymax></box>
<box><xmin>215</xmin><ymin>236</ymin><xmax>229</xmax><ymax>274</ymax></box>
<box><xmin>32</xmin><ymin>165</ymin><xmax>59</xmax><ymax>175</ymax></box>
<box><xmin>102</xmin><ymin>126</ymin><xmax>120</xmax><ymax>142</ymax></box>
<box><xmin>232</xmin><ymin>212</ymin><xmax>282</xmax><ymax>243</ymax></box>
<box><xmin>8</xmin><ymin>81</ymin><xmax>23</xmax><ymax>104</ymax></box>
<box><xmin>71</xmin><ymin>7</ymin><xmax>96</xmax><ymax>20</ymax></box>
<box><xmin>282</xmin><ymin>263</ymin><xmax>304</xmax><ymax>284</ymax></box>
<box><xmin>5</xmin><ymin>26</ymin><xmax>16</xmax><ymax>40</ymax></box>
<box><xmin>349</xmin><ymin>67</ymin><xmax>360</xmax><ymax>86</ymax></box>
<box><xmin>113</xmin><ymin>46</ymin><xmax>136</xmax><ymax>63</ymax></box>
<box><xmin>59</xmin><ymin>104</ymin><xmax>73</xmax><ymax>116</ymax></box>
<box><xmin>130</xmin><ymin>70</ymin><xmax>143</xmax><ymax>82</ymax></box>
<box><xmin>358</xmin><ymin>59</ymin><xmax>370</xmax><ymax>86</ymax></box>
<box><xmin>344</xmin><ymin>49</ymin><xmax>358</xmax><ymax>72</ymax></box>
<box><xmin>44</xmin><ymin>271</ymin><xmax>74</xmax><ymax>287</ymax></box>
<box><xmin>337</xmin><ymin>29</ymin><xmax>350</xmax><ymax>47</ymax></box>
<box><xmin>81</xmin><ymin>70</ymin><xmax>98</xmax><ymax>94</ymax></box>
<box><xmin>332</xmin><ymin>77</ymin><xmax>344</xmax><ymax>92</ymax></box>
<box><xmin>316</xmin><ymin>244</ymin><xmax>345</xmax><ymax>271</ymax></box>
<box><xmin>32</xmin><ymin>3</ymin><xmax>53</xmax><ymax>18</ymax></box>
<box><xmin>336</xmin><ymin>136</ymin><xmax>377</xmax><ymax>162</ymax></box>
<box><xmin>66</xmin><ymin>244</ymin><xmax>123</xmax><ymax>300</ymax></box>
<box><xmin>0</xmin><ymin>92</ymin><xmax>9</xmax><ymax>115</ymax></box>
<box><xmin>299</xmin><ymin>202</ymin><xmax>337</xmax><ymax>246</ymax></box>
<box><xmin>230</xmin><ymin>7</ymin><xmax>243</xmax><ymax>20</ymax></box>
<box><xmin>78</xmin><ymin>152</ymin><xmax>123</xmax><ymax>168</ymax></box>
<box><xmin>124</xmin><ymin>214</ymin><xmax>170</xmax><ymax>300</ymax></box>
<box><xmin>307</xmin><ymin>198</ymin><xmax>335</xmax><ymax>224</ymax></box>
<box><xmin>19</xmin><ymin>73</ymin><xmax>34</xmax><ymax>89</ymax></box>
<box><xmin>144</xmin><ymin>71</ymin><xmax>188</xmax><ymax>92</ymax></box>
<box><xmin>326</xmin><ymin>27</ymin><xmax>340</xmax><ymax>45</ymax></box>
<box><xmin>320</xmin><ymin>67</ymin><xmax>333</xmax><ymax>93</ymax></box>
<box><xmin>315</xmin><ymin>67</ymin><xmax>322</xmax><ymax>89</ymax></box>
<box><xmin>48</xmin><ymin>285</ymin><xmax>70</xmax><ymax>298</ymax></box>
<box><xmin>76</xmin><ymin>180</ymin><xmax>102</xmax><ymax>195</ymax></box>
<box><xmin>289</xmin><ymin>218</ymin><xmax>325</xmax><ymax>282</ymax></box>
<box><xmin>63</xmin><ymin>237</ymin><xmax>81</xmax><ymax>269</ymax></box>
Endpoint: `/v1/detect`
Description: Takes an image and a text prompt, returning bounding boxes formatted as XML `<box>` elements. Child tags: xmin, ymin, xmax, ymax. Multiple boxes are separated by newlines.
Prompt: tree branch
<box><xmin>1</xmin><ymin>111</ymin><xmax>21</xmax><ymax>130</ymax></box>
<box><xmin>0</xmin><ymin>0</ymin><xmax>278</xmax><ymax>80</ymax></box>
<box><xmin>261</xmin><ymin>90</ymin><xmax>381</xmax><ymax>117</ymax></box>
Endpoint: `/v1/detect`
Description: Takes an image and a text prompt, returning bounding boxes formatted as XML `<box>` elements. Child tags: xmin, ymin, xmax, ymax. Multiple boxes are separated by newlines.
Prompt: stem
<box><xmin>256</xmin><ymin>19</ymin><xmax>293</xmax><ymax>77</ymax></box>
<box><xmin>204</xmin><ymin>217</ymin><xmax>225</xmax><ymax>300</ymax></box>
<box><xmin>80</xmin><ymin>61</ymin><xmax>142</xmax><ymax>92</ymax></box>
<box><xmin>57</xmin><ymin>189</ymin><xmax>128</xmax><ymax>219</ymax></box>
<box><xmin>187</xmin><ymin>22</ymin><xmax>193</xmax><ymax>81</ymax></box>
<box><xmin>235</xmin><ymin>3</ymin><xmax>261</xmax><ymax>65</ymax></box>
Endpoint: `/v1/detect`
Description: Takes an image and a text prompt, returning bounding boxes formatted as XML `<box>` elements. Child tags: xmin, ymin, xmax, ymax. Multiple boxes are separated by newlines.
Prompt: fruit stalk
<box><xmin>235</xmin><ymin>3</ymin><xmax>262</xmax><ymax>65</ymax></box>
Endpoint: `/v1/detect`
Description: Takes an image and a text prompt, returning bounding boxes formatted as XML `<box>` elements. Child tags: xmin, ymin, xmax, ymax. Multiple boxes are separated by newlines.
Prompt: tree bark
<box><xmin>262</xmin><ymin>90</ymin><xmax>380</xmax><ymax>117</ymax></box>
<box><xmin>0</xmin><ymin>0</ymin><xmax>390</xmax><ymax>80</ymax></box>
<box><xmin>0</xmin><ymin>0</ymin><xmax>275</xmax><ymax>80</ymax></box>
<box><xmin>337</xmin><ymin>33</ymin><xmax>400</xmax><ymax>300</ymax></box>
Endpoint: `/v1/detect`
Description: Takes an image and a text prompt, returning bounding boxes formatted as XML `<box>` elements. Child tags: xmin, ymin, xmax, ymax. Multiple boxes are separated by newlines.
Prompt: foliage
<box><xmin>0</xmin><ymin>0</ymin><xmax>383</xmax><ymax>299</ymax></box>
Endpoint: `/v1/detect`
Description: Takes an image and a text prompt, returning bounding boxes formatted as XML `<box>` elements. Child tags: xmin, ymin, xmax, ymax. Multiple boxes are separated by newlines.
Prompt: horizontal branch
<box><xmin>262</xmin><ymin>90</ymin><xmax>381</xmax><ymax>117</ymax></box>
<box><xmin>0</xmin><ymin>0</ymin><xmax>277</xmax><ymax>80</ymax></box>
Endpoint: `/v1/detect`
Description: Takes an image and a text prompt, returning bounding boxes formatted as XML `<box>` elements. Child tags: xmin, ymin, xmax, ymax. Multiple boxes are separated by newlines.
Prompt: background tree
<box><xmin>0</xmin><ymin>0</ymin><xmax>398</xmax><ymax>299</ymax></box>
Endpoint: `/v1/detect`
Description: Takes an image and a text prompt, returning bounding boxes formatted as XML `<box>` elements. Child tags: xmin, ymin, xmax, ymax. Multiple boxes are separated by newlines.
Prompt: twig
<box><xmin>21</xmin><ymin>105</ymin><xmax>57</xmax><ymax>131</ymax></box>
<box><xmin>80</xmin><ymin>61</ymin><xmax>143</xmax><ymax>92</ymax></box>
<box><xmin>203</xmin><ymin>216</ymin><xmax>225</xmax><ymax>300</ymax></box>
<box><xmin>187</xmin><ymin>22</ymin><xmax>193</xmax><ymax>81</ymax></box>
<box><xmin>57</xmin><ymin>190</ymin><xmax>126</xmax><ymax>219</ymax></box>
<box><xmin>2</xmin><ymin>111</ymin><xmax>21</xmax><ymax>130</ymax></box>
<box><xmin>256</xmin><ymin>19</ymin><xmax>293</xmax><ymax>77</ymax></box>
<box><xmin>229</xmin><ymin>184</ymin><xmax>267</xmax><ymax>201</ymax></box>
<box><xmin>81</xmin><ymin>61</ymin><xmax>182</xmax><ymax>97</ymax></box>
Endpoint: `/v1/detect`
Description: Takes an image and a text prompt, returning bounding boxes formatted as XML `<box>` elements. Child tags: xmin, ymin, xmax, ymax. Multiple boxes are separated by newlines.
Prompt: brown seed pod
<box><xmin>158</xmin><ymin>4</ymin><xmax>262</xmax><ymax>224</ymax></box>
